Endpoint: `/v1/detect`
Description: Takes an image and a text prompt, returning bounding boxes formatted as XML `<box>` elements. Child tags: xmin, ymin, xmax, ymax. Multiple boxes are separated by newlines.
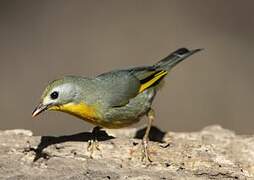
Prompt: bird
<box><xmin>32</xmin><ymin>47</ymin><xmax>202</xmax><ymax>162</ymax></box>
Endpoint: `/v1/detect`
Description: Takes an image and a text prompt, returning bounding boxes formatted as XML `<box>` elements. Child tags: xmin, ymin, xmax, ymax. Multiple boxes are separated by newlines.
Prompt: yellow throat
<box><xmin>48</xmin><ymin>102</ymin><xmax>100</xmax><ymax>124</ymax></box>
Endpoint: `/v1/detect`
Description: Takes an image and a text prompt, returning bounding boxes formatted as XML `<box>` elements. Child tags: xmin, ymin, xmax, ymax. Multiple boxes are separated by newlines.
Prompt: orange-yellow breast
<box><xmin>48</xmin><ymin>102</ymin><xmax>140</xmax><ymax>129</ymax></box>
<box><xmin>48</xmin><ymin>102</ymin><xmax>103</xmax><ymax>126</ymax></box>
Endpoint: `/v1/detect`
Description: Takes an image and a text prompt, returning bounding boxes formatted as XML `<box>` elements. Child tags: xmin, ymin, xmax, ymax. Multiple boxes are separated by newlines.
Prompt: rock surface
<box><xmin>0</xmin><ymin>125</ymin><xmax>253</xmax><ymax>180</ymax></box>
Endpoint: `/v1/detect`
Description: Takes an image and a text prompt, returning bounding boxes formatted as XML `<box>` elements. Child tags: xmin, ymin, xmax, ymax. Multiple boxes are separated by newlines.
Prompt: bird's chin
<box><xmin>47</xmin><ymin>104</ymin><xmax>62</xmax><ymax>111</ymax></box>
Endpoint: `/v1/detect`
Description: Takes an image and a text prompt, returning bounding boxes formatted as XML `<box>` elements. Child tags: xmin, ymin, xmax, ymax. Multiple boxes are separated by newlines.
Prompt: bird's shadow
<box><xmin>30</xmin><ymin>126</ymin><xmax>165</xmax><ymax>162</ymax></box>
<box><xmin>135</xmin><ymin>126</ymin><xmax>166</xmax><ymax>143</ymax></box>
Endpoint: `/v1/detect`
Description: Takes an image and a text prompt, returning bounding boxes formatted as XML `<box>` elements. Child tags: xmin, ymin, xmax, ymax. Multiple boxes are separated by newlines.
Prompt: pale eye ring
<box><xmin>50</xmin><ymin>91</ymin><xmax>59</xmax><ymax>100</ymax></box>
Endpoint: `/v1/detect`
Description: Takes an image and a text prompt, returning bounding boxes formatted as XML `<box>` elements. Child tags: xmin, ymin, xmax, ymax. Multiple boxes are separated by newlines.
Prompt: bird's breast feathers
<box><xmin>47</xmin><ymin>101</ymin><xmax>144</xmax><ymax>128</ymax></box>
<box><xmin>48</xmin><ymin>102</ymin><xmax>102</xmax><ymax>125</ymax></box>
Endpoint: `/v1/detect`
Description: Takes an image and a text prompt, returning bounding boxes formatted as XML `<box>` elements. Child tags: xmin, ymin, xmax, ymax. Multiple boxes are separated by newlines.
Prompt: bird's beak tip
<box><xmin>32</xmin><ymin>103</ymin><xmax>48</xmax><ymax>118</ymax></box>
<box><xmin>32</xmin><ymin>110</ymin><xmax>39</xmax><ymax>118</ymax></box>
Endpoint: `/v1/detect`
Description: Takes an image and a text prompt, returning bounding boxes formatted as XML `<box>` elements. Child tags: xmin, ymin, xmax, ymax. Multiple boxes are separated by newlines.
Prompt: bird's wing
<box><xmin>130</xmin><ymin>66</ymin><xmax>168</xmax><ymax>93</ymax></box>
<box><xmin>95</xmin><ymin>70</ymin><xmax>140</xmax><ymax>107</ymax></box>
<box><xmin>95</xmin><ymin>67</ymin><xmax>167</xmax><ymax>107</ymax></box>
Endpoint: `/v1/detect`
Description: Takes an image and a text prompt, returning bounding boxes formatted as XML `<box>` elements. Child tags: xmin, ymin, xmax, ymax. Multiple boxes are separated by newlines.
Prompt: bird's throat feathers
<box><xmin>48</xmin><ymin>102</ymin><xmax>100</xmax><ymax>122</ymax></box>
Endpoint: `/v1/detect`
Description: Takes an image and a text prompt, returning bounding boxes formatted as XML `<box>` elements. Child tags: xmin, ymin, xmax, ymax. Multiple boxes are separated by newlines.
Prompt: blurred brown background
<box><xmin>1</xmin><ymin>0</ymin><xmax>254</xmax><ymax>135</ymax></box>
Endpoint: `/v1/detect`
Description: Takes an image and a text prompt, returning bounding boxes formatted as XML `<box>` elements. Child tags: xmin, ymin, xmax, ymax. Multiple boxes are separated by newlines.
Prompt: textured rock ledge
<box><xmin>0</xmin><ymin>125</ymin><xmax>253</xmax><ymax>180</ymax></box>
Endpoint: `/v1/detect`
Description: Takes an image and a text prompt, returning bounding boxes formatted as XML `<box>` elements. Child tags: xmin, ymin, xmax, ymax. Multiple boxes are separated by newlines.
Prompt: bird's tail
<box><xmin>136</xmin><ymin>48</ymin><xmax>202</xmax><ymax>93</ymax></box>
<box><xmin>153</xmin><ymin>48</ymin><xmax>203</xmax><ymax>71</ymax></box>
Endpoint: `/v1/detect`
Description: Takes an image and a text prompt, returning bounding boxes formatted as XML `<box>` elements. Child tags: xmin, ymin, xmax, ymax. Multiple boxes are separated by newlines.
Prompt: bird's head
<box><xmin>32</xmin><ymin>77</ymin><xmax>81</xmax><ymax>117</ymax></box>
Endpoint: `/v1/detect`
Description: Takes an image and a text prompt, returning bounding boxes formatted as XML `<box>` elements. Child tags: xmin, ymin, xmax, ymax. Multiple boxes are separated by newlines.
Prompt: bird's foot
<box><xmin>86</xmin><ymin>126</ymin><xmax>102</xmax><ymax>158</ymax></box>
<box><xmin>87</xmin><ymin>139</ymin><xmax>100</xmax><ymax>159</ymax></box>
<box><xmin>141</xmin><ymin>138</ymin><xmax>152</xmax><ymax>164</ymax></box>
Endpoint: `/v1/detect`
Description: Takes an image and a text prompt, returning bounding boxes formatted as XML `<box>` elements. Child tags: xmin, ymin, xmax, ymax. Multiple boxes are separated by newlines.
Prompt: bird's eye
<box><xmin>50</xmin><ymin>91</ymin><xmax>59</xmax><ymax>100</ymax></box>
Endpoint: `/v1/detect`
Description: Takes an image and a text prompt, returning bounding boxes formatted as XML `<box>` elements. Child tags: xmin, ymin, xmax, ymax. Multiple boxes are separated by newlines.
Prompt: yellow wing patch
<box><xmin>139</xmin><ymin>70</ymin><xmax>168</xmax><ymax>93</ymax></box>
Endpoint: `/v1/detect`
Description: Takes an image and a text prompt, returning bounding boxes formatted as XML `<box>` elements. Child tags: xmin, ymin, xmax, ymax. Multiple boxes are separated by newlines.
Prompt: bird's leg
<box><xmin>87</xmin><ymin>126</ymin><xmax>101</xmax><ymax>158</ymax></box>
<box><xmin>141</xmin><ymin>108</ymin><xmax>154</xmax><ymax>163</ymax></box>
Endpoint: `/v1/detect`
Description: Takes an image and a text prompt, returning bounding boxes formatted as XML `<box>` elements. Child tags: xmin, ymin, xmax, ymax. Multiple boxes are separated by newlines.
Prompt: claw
<box><xmin>87</xmin><ymin>139</ymin><xmax>100</xmax><ymax>158</ymax></box>
<box><xmin>87</xmin><ymin>126</ymin><xmax>102</xmax><ymax>158</ymax></box>
<box><xmin>140</xmin><ymin>108</ymin><xmax>155</xmax><ymax>163</ymax></box>
<box><xmin>141</xmin><ymin>138</ymin><xmax>152</xmax><ymax>163</ymax></box>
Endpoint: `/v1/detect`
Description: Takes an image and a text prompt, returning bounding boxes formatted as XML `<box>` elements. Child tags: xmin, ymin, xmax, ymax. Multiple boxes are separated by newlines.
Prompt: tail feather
<box><xmin>134</xmin><ymin>47</ymin><xmax>203</xmax><ymax>93</ymax></box>
<box><xmin>154</xmin><ymin>48</ymin><xmax>203</xmax><ymax>71</ymax></box>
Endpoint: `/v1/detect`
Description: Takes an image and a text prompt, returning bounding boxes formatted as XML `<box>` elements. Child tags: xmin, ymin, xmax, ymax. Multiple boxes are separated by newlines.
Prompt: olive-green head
<box><xmin>32</xmin><ymin>77</ymin><xmax>81</xmax><ymax>117</ymax></box>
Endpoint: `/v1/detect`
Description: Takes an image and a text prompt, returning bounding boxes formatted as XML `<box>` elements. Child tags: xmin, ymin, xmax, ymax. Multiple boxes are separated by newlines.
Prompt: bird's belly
<box><xmin>89</xmin><ymin>117</ymin><xmax>140</xmax><ymax>129</ymax></box>
<box><xmin>101</xmin><ymin>89</ymin><xmax>155</xmax><ymax>129</ymax></box>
